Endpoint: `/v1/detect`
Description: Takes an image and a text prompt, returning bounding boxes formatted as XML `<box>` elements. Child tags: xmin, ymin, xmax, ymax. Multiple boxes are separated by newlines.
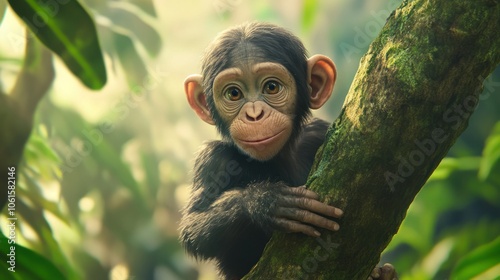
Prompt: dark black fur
<box><xmin>180</xmin><ymin>119</ymin><xmax>329</xmax><ymax>279</ymax></box>
<box><xmin>180</xmin><ymin>22</ymin><xmax>330</xmax><ymax>279</ymax></box>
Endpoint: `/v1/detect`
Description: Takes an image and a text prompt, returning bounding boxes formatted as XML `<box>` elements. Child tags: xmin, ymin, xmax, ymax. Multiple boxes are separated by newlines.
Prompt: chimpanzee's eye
<box><xmin>263</xmin><ymin>80</ymin><xmax>282</xmax><ymax>94</ymax></box>
<box><xmin>225</xmin><ymin>87</ymin><xmax>243</xmax><ymax>101</ymax></box>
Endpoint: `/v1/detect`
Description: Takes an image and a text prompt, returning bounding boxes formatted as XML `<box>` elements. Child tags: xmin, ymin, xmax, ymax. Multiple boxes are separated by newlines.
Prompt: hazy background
<box><xmin>0</xmin><ymin>0</ymin><xmax>499</xmax><ymax>279</ymax></box>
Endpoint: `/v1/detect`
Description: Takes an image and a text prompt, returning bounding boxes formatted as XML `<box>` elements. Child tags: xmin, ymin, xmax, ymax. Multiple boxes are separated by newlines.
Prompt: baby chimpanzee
<box><xmin>180</xmin><ymin>22</ymin><xmax>398</xmax><ymax>280</ymax></box>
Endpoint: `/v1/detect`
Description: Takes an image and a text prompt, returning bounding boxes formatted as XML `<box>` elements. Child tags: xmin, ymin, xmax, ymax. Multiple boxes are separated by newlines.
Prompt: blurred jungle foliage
<box><xmin>0</xmin><ymin>0</ymin><xmax>499</xmax><ymax>279</ymax></box>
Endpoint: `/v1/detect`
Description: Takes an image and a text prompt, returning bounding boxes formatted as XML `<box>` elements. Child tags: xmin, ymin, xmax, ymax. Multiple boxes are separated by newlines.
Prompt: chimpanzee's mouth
<box><xmin>238</xmin><ymin>130</ymin><xmax>285</xmax><ymax>145</ymax></box>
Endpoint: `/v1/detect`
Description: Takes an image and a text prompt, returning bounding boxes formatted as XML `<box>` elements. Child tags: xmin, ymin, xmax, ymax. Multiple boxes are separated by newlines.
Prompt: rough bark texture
<box><xmin>245</xmin><ymin>0</ymin><xmax>500</xmax><ymax>279</ymax></box>
<box><xmin>0</xmin><ymin>36</ymin><xmax>54</xmax><ymax>209</ymax></box>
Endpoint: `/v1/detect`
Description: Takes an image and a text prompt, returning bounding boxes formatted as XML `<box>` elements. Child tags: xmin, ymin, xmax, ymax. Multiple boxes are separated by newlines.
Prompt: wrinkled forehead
<box><xmin>226</xmin><ymin>42</ymin><xmax>277</xmax><ymax>70</ymax></box>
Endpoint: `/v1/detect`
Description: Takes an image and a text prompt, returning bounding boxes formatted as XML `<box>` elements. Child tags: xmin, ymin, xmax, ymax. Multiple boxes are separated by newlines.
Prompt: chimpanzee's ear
<box><xmin>306</xmin><ymin>55</ymin><xmax>337</xmax><ymax>109</ymax></box>
<box><xmin>184</xmin><ymin>74</ymin><xmax>215</xmax><ymax>125</ymax></box>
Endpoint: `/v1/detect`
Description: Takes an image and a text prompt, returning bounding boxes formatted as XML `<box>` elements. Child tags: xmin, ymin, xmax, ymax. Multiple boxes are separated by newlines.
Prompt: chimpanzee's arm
<box><xmin>179</xmin><ymin>142</ymin><xmax>343</xmax><ymax>260</ymax></box>
<box><xmin>179</xmin><ymin>141</ymin><xmax>258</xmax><ymax>259</ymax></box>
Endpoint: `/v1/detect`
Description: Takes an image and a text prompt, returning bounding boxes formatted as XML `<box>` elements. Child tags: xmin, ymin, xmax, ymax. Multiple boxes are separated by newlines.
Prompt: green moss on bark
<box><xmin>245</xmin><ymin>0</ymin><xmax>499</xmax><ymax>279</ymax></box>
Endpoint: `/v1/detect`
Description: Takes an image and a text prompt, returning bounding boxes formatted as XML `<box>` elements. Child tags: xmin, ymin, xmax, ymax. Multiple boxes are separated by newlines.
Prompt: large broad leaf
<box><xmin>8</xmin><ymin>0</ymin><xmax>106</xmax><ymax>89</ymax></box>
<box><xmin>0</xmin><ymin>234</ymin><xmax>65</xmax><ymax>280</ymax></box>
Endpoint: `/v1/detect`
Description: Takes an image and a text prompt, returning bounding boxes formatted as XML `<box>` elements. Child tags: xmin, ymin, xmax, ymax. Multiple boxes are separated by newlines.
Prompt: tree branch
<box><xmin>245</xmin><ymin>0</ymin><xmax>500</xmax><ymax>278</ymax></box>
<box><xmin>0</xmin><ymin>32</ymin><xmax>54</xmax><ymax>209</ymax></box>
<box><xmin>11</xmin><ymin>33</ymin><xmax>54</xmax><ymax>120</ymax></box>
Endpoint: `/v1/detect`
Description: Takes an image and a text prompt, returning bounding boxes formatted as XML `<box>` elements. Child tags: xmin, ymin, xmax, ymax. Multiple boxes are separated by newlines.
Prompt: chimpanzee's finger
<box><xmin>274</xmin><ymin>218</ymin><xmax>322</xmax><ymax>237</ymax></box>
<box><xmin>279</xmin><ymin>195</ymin><xmax>343</xmax><ymax>218</ymax></box>
<box><xmin>281</xmin><ymin>185</ymin><xmax>319</xmax><ymax>200</ymax></box>
<box><xmin>276</xmin><ymin>207</ymin><xmax>340</xmax><ymax>232</ymax></box>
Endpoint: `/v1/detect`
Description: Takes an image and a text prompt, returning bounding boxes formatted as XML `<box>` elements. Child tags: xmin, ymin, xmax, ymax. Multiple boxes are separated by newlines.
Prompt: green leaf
<box><xmin>0</xmin><ymin>234</ymin><xmax>65</xmax><ymax>280</ymax></box>
<box><xmin>451</xmin><ymin>237</ymin><xmax>500</xmax><ymax>279</ymax></box>
<box><xmin>19</xmin><ymin>174</ymin><xmax>71</xmax><ymax>226</ymax></box>
<box><xmin>301</xmin><ymin>0</ymin><xmax>318</xmax><ymax>32</ymax></box>
<box><xmin>479</xmin><ymin>122</ymin><xmax>500</xmax><ymax>184</ymax></box>
<box><xmin>14</xmin><ymin>199</ymin><xmax>80</xmax><ymax>279</ymax></box>
<box><xmin>429</xmin><ymin>157</ymin><xmax>481</xmax><ymax>181</ymax></box>
<box><xmin>8</xmin><ymin>0</ymin><xmax>107</xmax><ymax>89</ymax></box>
<box><xmin>119</xmin><ymin>0</ymin><xmax>157</xmax><ymax>17</ymax></box>
<box><xmin>106</xmin><ymin>3</ymin><xmax>161</xmax><ymax>56</ymax></box>
<box><xmin>22</xmin><ymin>130</ymin><xmax>63</xmax><ymax>179</ymax></box>
<box><xmin>113</xmin><ymin>31</ymin><xmax>149</xmax><ymax>89</ymax></box>
<box><xmin>92</xmin><ymin>138</ymin><xmax>147</xmax><ymax>210</ymax></box>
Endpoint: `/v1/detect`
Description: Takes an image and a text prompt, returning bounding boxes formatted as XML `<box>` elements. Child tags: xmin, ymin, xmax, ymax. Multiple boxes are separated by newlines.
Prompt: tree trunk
<box><xmin>245</xmin><ymin>0</ymin><xmax>500</xmax><ymax>279</ymax></box>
